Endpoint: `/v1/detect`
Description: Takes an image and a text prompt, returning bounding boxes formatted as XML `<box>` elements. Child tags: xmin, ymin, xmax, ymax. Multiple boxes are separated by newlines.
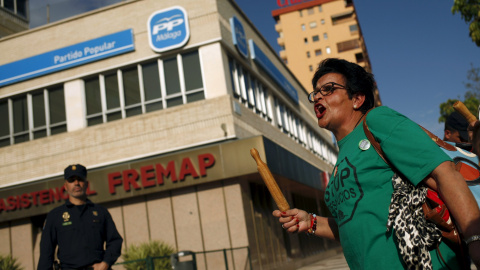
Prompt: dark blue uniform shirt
<box><xmin>37</xmin><ymin>199</ymin><xmax>123</xmax><ymax>269</ymax></box>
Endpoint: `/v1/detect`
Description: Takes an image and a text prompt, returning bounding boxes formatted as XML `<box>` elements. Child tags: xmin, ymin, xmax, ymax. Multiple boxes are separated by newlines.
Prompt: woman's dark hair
<box><xmin>312</xmin><ymin>58</ymin><xmax>376</xmax><ymax>113</ymax></box>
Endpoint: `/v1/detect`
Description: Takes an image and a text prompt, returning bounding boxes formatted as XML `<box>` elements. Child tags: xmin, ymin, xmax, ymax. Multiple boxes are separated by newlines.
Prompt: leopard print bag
<box><xmin>387</xmin><ymin>174</ymin><xmax>443</xmax><ymax>270</ymax></box>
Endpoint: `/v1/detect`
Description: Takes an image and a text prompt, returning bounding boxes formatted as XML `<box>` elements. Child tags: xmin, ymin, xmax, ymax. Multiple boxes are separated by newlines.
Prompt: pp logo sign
<box><xmin>147</xmin><ymin>6</ymin><xmax>190</xmax><ymax>53</ymax></box>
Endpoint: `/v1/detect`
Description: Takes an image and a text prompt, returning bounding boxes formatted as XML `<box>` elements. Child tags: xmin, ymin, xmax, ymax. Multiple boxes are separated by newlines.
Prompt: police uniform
<box><xmin>37</xmin><ymin>165</ymin><xmax>123</xmax><ymax>270</ymax></box>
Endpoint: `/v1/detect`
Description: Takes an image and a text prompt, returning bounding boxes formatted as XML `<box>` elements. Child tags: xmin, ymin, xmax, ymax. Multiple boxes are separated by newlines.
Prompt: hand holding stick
<box><xmin>250</xmin><ymin>148</ymin><xmax>290</xmax><ymax>212</ymax></box>
<box><xmin>453</xmin><ymin>101</ymin><xmax>480</xmax><ymax>158</ymax></box>
<box><xmin>453</xmin><ymin>101</ymin><xmax>477</xmax><ymax>123</ymax></box>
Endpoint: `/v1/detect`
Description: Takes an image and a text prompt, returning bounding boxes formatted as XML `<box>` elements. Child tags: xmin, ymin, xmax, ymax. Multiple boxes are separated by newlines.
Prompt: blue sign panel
<box><xmin>230</xmin><ymin>16</ymin><xmax>248</xmax><ymax>58</ymax></box>
<box><xmin>148</xmin><ymin>6</ymin><xmax>190</xmax><ymax>53</ymax></box>
<box><xmin>0</xmin><ymin>29</ymin><xmax>135</xmax><ymax>87</ymax></box>
<box><xmin>249</xmin><ymin>40</ymin><xmax>299</xmax><ymax>103</ymax></box>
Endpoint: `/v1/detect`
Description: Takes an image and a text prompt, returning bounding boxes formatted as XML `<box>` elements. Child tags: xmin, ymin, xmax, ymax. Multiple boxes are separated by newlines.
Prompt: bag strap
<box><xmin>362</xmin><ymin>110</ymin><xmax>390</xmax><ymax>167</ymax></box>
<box><xmin>362</xmin><ymin>110</ymin><xmax>457</xmax><ymax>167</ymax></box>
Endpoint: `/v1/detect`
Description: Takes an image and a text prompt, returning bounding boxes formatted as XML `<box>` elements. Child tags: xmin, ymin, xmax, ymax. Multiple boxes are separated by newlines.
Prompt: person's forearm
<box><xmin>430</xmin><ymin>161</ymin><xmax>480</xmax><ymax>267</ymax></box>
<box><xmin>314</xmin><ymin>216</ymin><xmax>339</xmax><ymax>241</ymax></box>
<box><xmin>431</xmin><ymin>162</ymin><xmax>480</xmax><ymax>237</ymax></box>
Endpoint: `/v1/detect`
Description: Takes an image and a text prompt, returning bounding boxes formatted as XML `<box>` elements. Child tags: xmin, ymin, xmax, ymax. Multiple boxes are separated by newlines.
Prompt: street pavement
<box><xmin>296</xmin><ymin>253</ymin><xmax>477</xmax><ymax>270</ymax></box>
<box><xmin>296</xmin><ymin>253</ymin><xmax>349</xmax><ymax>270</ymax></box>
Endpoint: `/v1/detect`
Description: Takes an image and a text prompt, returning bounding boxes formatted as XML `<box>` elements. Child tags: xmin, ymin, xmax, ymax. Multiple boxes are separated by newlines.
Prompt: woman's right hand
<box><xmin>273</xmin><ymin>208</ymin><xmax>312</xmax><ymax>233</ymax></box>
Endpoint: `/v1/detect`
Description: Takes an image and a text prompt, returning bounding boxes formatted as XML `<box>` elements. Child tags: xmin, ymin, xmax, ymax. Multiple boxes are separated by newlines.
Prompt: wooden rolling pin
<box><xmin>453</xmin><ymin>101</ymin><xmax>477</xmax><ymax>123</ymax></box>
<box><xmin>250</xmin><ymin>148</ymin><xmax>290</xmax><ymax>211</ymax></box>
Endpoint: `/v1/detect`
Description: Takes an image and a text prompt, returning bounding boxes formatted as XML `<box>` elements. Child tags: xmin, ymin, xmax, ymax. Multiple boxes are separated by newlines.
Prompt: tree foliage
<box><xmin>439</xmin><ymin>64</ymin><xmax>480</xmax><ymax>122</ymax></box>
<box><xmin>121</xmin><ymin>240</ymin><xmax>176</xmax><ymax>270</ymax></box>
<box><xmin>452</xmin><ymin>0</ymin><xmax>480</xmax><ymax>47</ymax></box>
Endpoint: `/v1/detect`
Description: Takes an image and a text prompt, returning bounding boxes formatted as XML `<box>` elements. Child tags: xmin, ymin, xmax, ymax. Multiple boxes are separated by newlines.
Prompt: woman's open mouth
<box><xmin>315</xmin><ymin>103</ymin><xmax>326</xmax><ymax>119</ymax></box>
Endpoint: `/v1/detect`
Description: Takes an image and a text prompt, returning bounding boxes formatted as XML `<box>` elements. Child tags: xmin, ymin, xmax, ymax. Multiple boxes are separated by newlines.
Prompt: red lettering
<box><xmin>31</xmin><ymin>191</ymin><xmax>39</xmax><ymax>206</ymax></box>
<box><xmin>20</xmin><ymin>193</ymin><xmax>31</xmax><ymax>208</ymax></box>
<box><xmin>277</xmin><ymin>0</ymin><xmax>312</xmax><ymax>7</ymax></box>
<box><xmin>108</xmin><ymin>172</ymin><xmax>123</xmax><ymax>194</ymax></box>
<box><xmin>277</xmin><ymin>0</ymin><xmax>288</xmax><ymax>7</ymax></box>
<box><xmin>123</xmin><ymin>169</ymin><xmax>141</xmax><ymax>191</ymax></box>
<box><xmin>39</xmin><ymin>190</ymin><xmax>50</xmax><ymax>204</ymax></box>
<box><xmin>0</xmin><ymin>198</ymin><xmax>5</xmax><ymax>212</ymax></box>
<box><xmin>179</xmin><ymin>157</ymin><xmax>199</xmax><ymax>180</ymax></box>
<box><xmin>49</xmin><ymin>187</ymin><xmax>62</xmax><ymax>202</ymax></box>
<box><xmin>86</xmin><ymin>183</ymin><xmax>97</xmax><ymax>195</ymax></box>
<box><xmin>198</xmin><ymin>153</ymin><xmax>215</xmax><ymax>176</ymax></box>
<box><xmin>141</xmin><ymin>165</ymin><xmax>156</xmax><ymax>188</ymax></box>
<box><xmin>60</xmin><ymin>186</ymin><xmax>68</xmax><ymax>199</ymax></box>
<box><xmin>6</xmin><ymin>196</ymin><xmax>17</xmax><ymax>210</ymax></box>
<box><xmin>156</xmin><ymin>161</ymin><xmax>177</xmax><ymax>184</ymax></box>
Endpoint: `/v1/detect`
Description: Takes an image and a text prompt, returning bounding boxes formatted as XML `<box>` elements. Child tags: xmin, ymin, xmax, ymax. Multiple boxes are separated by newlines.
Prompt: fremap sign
<box><xmin>0</xmin><ymin>29</ymin><xmax>135</xmax><ymax>87</ymax></box>
<box><xmin>147</xmin><ymin>6</ymin><xmax>190</xmax><ymax>53</ymax></box>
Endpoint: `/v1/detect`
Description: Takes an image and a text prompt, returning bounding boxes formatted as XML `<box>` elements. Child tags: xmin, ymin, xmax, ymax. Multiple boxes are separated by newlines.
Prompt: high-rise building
<box><xmin>0</xmin><ymin>0</ymin><xmax>28</xmax><ymax>37</ymax></box>
<box><xmin>273</xmin><ymin>0</ymin><xmax>381</xmax><ymax>104</ymax></box>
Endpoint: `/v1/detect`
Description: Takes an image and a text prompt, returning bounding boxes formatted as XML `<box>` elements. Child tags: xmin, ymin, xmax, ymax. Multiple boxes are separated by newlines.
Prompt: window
<box><xmin>229</xmin><ymin>57</ymin><xmax>272</xmax><ymax>121</ymax></box>
<box><xmin>306</xmin><ymin>51</ymin><xmax>311</xmax><ymax>58</ymax></box>
<box><xmin>349</xmin><ymin>24</ymin><xmax>358</xmax><ymax>33</ymax></box>
<box><xmin>323</xmin><ymin>33</ymin><xmax>328</xmax><ymax>40</ymax></box>
<box><xmin>2</xmin><ymin>0</ymin><xmax>27</xmax><ymax>18</ymax></box>
<box><xmin>309</xmin><ymin>65</ymin><xmax>313</xmax><ymax>71</ymax></box>
<box><xmin>84</xmin><ymin>50</ymin><xmax>204</xmax><ymax>126</ymax></box>
<box><xmin>309</xmin><ymin>21</ymin><xmax>317</xmax><ymax>28</ymax></box>
<box><xmin>299</xmin><ymin>10</ymin><xmax>303</xmax><ymax>17</ymax></box>
<box><xmin>315</xmin><ymin>49</ymin><xmax>322</xmax><ymax>56</ymax></box>
<box><xmin>4</xmin><ymin>0</ymin><xmax>14</xmax><ymax>12</ymax></box>
<box><xmin>337</xmin><ymin>39</ymin><xmax>360</xmax><ymax>53</ymax></box>
<box><xmin>331</xmin><ymin>11</ymin><xmax>354</xmax><ymax>25</ymax></box>
<box><xmin>355</xmin><ymin>53</ymin><xmax>365</xmax><ymax>63</ymax></box>
<box><xmin>326</xmin><ymin>46</ymin><xmax>331</xmax><ymax>54</ymax></box>
<box><xmin>229</xmin><ymin>56</ymin><xmax>337</xmax><ymax>166</ymax></box>
<box><xmin>312</xmin><ymin>35</ymin><xmax>319</xmax><ymax>42</ymax></box>
<box><xmin>321</xmin><ymin>19</ymin><xmax>325</xmax><ymax>25</ymax></box>
<box><xmin>318</xmin><ymin>5</ymin><xmax>323</xmax><ymax>12</ymax></box>
<box><xmin>307</xmin><ymin>8</ymin><xmax>314</xmax><ymax>15</ymax></box>
<box><xmin>301</xmin><ymin>24</ymin><xmax>306</xmax><ymax>31</ymax></box>
<box><xmin>304</xmin><ymin>37</ymin><xmax>308</xmax><ymax>44</ymax></box>
<box><xmin>0</xmin><ymin>86</ymin><xmax>67</xmax><ymax>147</ymax></box>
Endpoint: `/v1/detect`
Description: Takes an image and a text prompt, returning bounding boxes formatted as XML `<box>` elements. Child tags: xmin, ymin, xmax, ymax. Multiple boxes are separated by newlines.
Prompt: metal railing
<box><xmin>114</xmin><ymin>246</ymin><xmax>251</xmax><ymax>270</ymax></box>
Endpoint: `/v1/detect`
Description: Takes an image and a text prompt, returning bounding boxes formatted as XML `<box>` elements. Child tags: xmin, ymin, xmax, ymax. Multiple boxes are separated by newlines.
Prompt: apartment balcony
<box><xmin>275</xmin><ymin>23</ymin><xmax>282</xmax><ymax>32</ymax></box>
<box><xmin>277</xmin><ymin>36</ymin><xmax>284</xmax><ymax>46</ymax></box>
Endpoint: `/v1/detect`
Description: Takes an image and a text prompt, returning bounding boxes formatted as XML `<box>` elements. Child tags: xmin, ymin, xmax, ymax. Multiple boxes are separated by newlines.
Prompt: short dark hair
<box><xmin>312</xmin><ymin>58</ymin><xmax>376</xmax><ymax>113</ymax></box>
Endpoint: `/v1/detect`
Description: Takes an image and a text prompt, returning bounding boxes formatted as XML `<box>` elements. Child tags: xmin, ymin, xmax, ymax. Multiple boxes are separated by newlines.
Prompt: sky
<box><xmin>27</xmin><ymin>0</ymin><xmax>479</xmax><ymax>138</ymax></box>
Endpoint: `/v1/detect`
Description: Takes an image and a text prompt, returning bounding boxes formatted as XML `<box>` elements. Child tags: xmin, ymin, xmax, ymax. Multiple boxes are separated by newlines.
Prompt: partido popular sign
<box><xmin>0</xmin><ymin>29</ymin><xmax>135</xmax><ymax>87</ymax></box>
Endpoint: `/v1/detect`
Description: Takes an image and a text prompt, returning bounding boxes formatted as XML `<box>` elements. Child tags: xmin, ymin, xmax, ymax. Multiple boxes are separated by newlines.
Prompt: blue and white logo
<box><xmin>147</xmin><ymin>6</ymin><xmax>190</xmax><ymax>53</ymax></box>
<box><xmin>230</xmin><ymin>16</ymin><xmax>248</xmax><ymax>58</ymax></box>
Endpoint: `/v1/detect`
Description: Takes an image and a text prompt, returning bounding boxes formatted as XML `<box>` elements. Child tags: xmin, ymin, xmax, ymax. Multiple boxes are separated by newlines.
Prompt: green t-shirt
<box><xmin>325</xmin><ymin>106</ymin><xmax>458</xmax><ymax>269</ymax></box>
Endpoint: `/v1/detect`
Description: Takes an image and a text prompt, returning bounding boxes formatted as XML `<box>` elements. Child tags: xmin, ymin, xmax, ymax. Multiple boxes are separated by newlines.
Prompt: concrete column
<box><xmin>199</xmin><ymin>43</ymin><xmax>230</xmax><ymax>98</ymax></box>
<box><xmin>64</xmin><ymin>79</ymin><xmax>87</xmax><ymax>132</ymax></box>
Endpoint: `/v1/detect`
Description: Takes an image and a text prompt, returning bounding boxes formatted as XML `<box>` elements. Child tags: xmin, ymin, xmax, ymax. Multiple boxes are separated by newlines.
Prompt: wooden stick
<box><xmin>250</xmin><ymin>148</ymin><xmax>290</xmax><ymax>211</ymax></box>
<box><xmin>453</xmin><ymin>101</ymin><xmax>477</xmax><ymax>123</ymax></box>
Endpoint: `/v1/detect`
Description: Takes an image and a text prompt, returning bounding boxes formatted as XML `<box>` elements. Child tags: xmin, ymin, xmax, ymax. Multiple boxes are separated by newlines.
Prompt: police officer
<box><xmin>37</xmin><ymin>164</ymin><xmax>123</xmax><ymax>270</ymax></box>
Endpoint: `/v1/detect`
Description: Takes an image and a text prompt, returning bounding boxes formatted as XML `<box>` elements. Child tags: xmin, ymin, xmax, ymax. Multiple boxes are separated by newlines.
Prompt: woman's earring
<box><xmin>353</xmin><ymin>105</ymin><xmax>357</xmax><ymax>109</ymax></box>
